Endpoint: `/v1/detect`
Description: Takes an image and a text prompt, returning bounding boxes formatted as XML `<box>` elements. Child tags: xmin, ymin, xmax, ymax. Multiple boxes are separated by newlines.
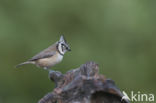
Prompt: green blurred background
<box><xmin>0</xmin><ymin>0</ymin><xmax>156</xmax><ymax>103</ymax></box>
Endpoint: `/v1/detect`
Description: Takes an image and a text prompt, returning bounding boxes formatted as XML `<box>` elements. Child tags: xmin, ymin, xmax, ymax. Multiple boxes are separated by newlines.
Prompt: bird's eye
<box><xmin>61</xmin><ymin>44</ymin><xmax>65</xmax><ymax>48</ymax></box>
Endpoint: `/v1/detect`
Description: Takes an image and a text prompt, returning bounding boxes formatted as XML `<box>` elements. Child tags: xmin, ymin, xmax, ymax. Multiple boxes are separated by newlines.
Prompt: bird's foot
<box><xmin>48</xmin><ymin>69</ymin><xmax>56</xmax><ymax>73</ymax></box>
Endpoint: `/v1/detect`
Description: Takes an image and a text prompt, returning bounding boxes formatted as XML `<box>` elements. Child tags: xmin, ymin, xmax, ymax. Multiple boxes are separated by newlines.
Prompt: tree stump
<box><xmin>38</xmin><ymin>61</ymin><xmax>130</xmax><ymax>103</ymax></box>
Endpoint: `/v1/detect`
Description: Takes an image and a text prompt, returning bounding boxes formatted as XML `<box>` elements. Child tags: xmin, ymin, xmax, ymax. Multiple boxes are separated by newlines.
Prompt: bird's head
<box><xmin>57</xmin><ymin>35</ymin><xmax>71</xmax><ymax>55</ymax></box>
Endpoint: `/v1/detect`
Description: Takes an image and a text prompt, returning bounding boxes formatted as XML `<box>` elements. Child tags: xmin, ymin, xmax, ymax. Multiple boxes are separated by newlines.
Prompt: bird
<box><xmin>16</xmin><ymin>35</ymin><xmax>71</xmax><ymax>70</ymax></box>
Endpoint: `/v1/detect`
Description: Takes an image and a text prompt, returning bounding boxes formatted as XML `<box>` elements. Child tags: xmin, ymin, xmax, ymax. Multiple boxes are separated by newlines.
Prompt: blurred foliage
<box><xmin>0</xmin><ymin>0</ymin><xmax>156</xmax><ymax>103</ymax></box>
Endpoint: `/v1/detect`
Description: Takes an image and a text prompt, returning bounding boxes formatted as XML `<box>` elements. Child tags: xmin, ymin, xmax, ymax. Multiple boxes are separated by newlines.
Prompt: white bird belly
<box><xmin>36</xmin><ymin>53</ymin><xmax>63</xmax><ymax>68</ymax></box>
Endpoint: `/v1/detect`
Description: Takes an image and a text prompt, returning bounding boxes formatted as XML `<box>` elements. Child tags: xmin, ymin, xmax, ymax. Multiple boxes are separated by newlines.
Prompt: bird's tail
<box><xmin>16</xmin><ymin>61</ymin><xmax>34</xmax><ymax>68</ymax></box>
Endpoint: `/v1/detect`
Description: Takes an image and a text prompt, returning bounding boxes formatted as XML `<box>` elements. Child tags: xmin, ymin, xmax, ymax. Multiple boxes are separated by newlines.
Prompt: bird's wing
<box><xmin>29</xmin><ymin>44</ymin><xmax>57</xmax><ymax>61</ymax></box>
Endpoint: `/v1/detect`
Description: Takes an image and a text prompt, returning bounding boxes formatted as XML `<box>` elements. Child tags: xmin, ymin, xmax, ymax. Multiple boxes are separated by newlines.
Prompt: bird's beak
<box><xmin>67</xmin><ymin>47</ymin><xmax>71</xmax><ymax>51</ymax></box>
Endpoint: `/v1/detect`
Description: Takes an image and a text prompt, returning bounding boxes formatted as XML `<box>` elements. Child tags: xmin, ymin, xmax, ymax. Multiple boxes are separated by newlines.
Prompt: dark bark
<box><xmin>38</xmin><ymin>61</ymin><xmax>130</xmax><ymax>103</ymax></box>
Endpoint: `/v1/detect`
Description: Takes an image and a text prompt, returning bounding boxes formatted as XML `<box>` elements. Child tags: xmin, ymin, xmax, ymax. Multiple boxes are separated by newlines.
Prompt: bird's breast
<box><xmin>36</xmin><ymin>53</ymin><xmax>63</xmax><ymax>68</ymax></box>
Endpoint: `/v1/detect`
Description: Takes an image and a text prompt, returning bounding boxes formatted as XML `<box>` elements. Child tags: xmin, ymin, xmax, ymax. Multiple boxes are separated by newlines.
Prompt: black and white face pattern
<box><xmin>57</xmin><ymin>35</ymin><xmax>71</xmax><ymax>55</ymax></box>
<box><xmin>58</xmin><ymin>42</ymin><xmax>67</xmax><ymax>55</ymax></box>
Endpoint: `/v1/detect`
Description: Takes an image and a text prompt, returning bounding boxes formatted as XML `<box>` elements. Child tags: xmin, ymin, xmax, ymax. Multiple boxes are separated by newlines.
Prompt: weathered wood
<box><xmin>38</xmin><ymin>61</ymin><xmax>130</xmax><ymax>103</ymax></box>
